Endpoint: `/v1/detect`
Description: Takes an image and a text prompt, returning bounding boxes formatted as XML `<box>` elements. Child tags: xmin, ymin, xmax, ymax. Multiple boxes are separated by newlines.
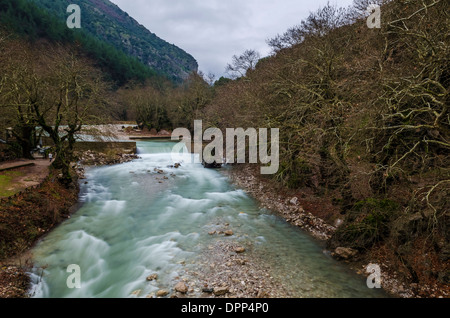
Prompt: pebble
<box><xmin>213</xmin><ymin>286</ymin><xmax>229</xmax><ymax>296</ymax></box>
<box><xmin>156</xmin><ymin>289</ymin><xmax>169</xmax><ymax>297</ymax></box>
<box><xmin>174</xmin><ymin>281</ymin><xmax>188</xmax><ymax>294</ymax></box>
<box><xmin>146</xmin><ymin>274</ymin><xmax>158</xmax><ymax>281</ymax></box>
<box><xmin>202</xmin><ymin>287</ymin><xmax>214</xmax><ymax>293</ymax></box>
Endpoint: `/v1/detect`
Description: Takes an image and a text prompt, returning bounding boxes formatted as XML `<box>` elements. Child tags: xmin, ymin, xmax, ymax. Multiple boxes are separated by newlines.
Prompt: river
<box><xmin>28</xmin><ymin>140</ymin><xmax>386</xmax><ymax>298</ymax></box>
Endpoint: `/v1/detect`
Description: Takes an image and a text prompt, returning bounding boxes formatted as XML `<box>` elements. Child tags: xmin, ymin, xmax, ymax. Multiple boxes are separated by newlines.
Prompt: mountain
<box><xmin>30</xmin><ymin>0</ymin><xmax>198</xmax><ymax>82</ymax></box>
<box><xmin>1</xmin><ymin>0</ymin><xmax>158</xmax><ymax>84</ymax></box>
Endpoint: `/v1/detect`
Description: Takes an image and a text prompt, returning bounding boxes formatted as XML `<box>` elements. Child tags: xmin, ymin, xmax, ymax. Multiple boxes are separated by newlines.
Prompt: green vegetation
<box><xmin>0</xmin><ymin>171</ymin><xmax>24</xmax><ymax>197</ymax></box>
<box><xmin>0</xmin><ymin>0</ymin><xmax>159</xmax><ymax>85</ymax></box>
<box><xmin>29</xmin><ymin>0</ymin><xmax>198</xmax><ymax>83</ymax></box>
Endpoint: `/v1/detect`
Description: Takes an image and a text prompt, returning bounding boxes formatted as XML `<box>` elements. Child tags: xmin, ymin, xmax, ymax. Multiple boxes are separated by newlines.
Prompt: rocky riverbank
<box><xmin>0</xmin><ymin>149</ymin><xmax>140</xmax><ymax>298</ymax></box>
<box><xmin>139</xmin><ymin>238</ymin><xmax>291</xmax><ymax>299</ymax></box>
<box><xmin>75</xmin><ymin>150</ymin><xmax>140</xmax><ymax>167</ymax></box>
<box><xmin>219</xmin><ymin>164</ymin><xmax>448</xmax><ymax>298</ymax></box>
<box><xmin>179</xmin><ymin>225</ymin><xmax>295</xmax><ymax>298</ymax></box>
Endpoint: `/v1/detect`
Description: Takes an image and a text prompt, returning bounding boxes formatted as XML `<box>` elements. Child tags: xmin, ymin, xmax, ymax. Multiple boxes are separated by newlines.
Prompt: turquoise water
<box><xmin>28</xmin><ymin>141</ymin><xmax>386</xmax><ymax>298</ymax></box>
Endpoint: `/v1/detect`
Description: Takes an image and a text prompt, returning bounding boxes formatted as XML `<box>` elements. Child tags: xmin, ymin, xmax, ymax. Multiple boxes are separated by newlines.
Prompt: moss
<box><xmin>0</xmin><ymin>171</ymin><xmax>25</xmax><ymax>197</ymax></box>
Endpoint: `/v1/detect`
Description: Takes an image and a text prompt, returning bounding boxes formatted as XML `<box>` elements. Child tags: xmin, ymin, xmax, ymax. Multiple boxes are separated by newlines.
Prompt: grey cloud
<box><xmin>109</xmin><ymin>0</ymin><xmax>354</xmax><ymax>77</ymax></box>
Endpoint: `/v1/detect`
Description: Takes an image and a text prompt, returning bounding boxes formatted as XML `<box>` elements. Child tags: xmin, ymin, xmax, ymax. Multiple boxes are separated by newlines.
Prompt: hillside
<box><xmin>30</xmin><ymin>0</ymin><xmax>198</xmax><ymax>82</ymax></box>
<box><xmin>0</xmin><ymin>0</ymin><xmax>158</xmax><ymax>85</ymax></box>
<box><xmin>197</xmin><ymin>0</ymin><xmax>449</xmax><ymax>296</ymax></box>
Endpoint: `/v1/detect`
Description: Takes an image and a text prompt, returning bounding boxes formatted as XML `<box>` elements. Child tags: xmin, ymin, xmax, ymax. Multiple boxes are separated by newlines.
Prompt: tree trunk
<box><xmin>12</xmin><ymin>126</ymin><xmax>35</xmax><ymax>159</ymax></box>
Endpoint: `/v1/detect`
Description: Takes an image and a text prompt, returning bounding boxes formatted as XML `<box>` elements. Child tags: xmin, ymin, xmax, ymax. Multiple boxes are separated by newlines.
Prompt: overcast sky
<box><xmin>109</xmin><ymin>0</ymin><xmax>355</xmax><ymax>78</ymax></box>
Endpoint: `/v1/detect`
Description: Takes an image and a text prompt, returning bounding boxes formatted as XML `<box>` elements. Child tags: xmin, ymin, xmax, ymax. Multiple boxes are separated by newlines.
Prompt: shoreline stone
<box><xmin>219</xmin><ymin>165</ymin><xmax>445</xmax><ymax>298</ymax></box>
<box><xmin>156</xmin><ymin>289</ymin><xmax>169</xmax><ymax>297</ymax></box>
<box><xmin>175</xmin><ymin>281</ymin><xmax>188</xmax><ymax>294</ymax></box>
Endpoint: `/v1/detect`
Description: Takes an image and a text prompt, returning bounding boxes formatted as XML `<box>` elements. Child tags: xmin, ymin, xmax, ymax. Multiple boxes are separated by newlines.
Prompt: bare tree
<box><xmin>1</xmin><ymin>39</ymin><xmax>40</xmax><ymax>159</ymax></box>
<box><xmin>33</xmin><ymin>48</ymin><xmax>106</xmax><ymax>183</ymax></box>
<box><xmin>267</xmin><ymin>2</ymin><xmax>351</xmax><ymax>53</ymax></box>
<box><xmin>225</xmin><ymin>49</ymin><xmax>261</xmax><ymax>79</ymax></box>
<box><xmin>1</xmin><ymin>40</ymin><xmax>106</xmax><ymax>182</ymax></box>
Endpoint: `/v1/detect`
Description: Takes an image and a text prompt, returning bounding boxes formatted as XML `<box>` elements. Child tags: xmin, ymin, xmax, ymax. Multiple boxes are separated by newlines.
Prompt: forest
<box><xmin>203</xmin><ymin>0</ymin><xmax>449</xmax><ymax>288</ymax></box>
<box><xmin>29</xmin><ymin>0</ymin><xmax>199</xmax><ymax>83</ymax></box>
<box><xmin>0</xmin><ymin>0</ymin><xmax>159</xmax><ymax>84</ymax></box>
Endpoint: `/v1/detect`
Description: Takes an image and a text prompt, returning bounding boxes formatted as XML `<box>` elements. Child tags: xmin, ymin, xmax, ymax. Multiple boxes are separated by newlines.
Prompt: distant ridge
<box><xmin>30</xmin><ymin>0</ymin><xmax>198</xmax><ymax>82</ymax></box>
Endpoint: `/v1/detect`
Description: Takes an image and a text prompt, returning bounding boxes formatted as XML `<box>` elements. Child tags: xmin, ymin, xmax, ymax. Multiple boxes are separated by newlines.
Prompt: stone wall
<box><xmin>74</xmin><ymin>141</ymin><xmax>137</xmax><ymax>154</ymax></box>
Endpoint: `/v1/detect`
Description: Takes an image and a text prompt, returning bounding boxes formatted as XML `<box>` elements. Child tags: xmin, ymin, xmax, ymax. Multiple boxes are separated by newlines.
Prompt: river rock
<box><xmin>156</xmin><ymin>289</ymin><xmax>169</xmax><ymax>297</ymax></box>
<box><xmin>146</xmin><ymin>274</ymin><xmax>158</xmax><ymax>281</ymax></box>
<box><xmin>174</xmin><ymin>281</ymin><xmax>188</xmax><ymax>294</ymax></box>
<box><xmin>202</xmin><ymin>287</ymin><xmax>214</xmax><ymax>293</ymax></box>
<box><xmin>235</xmin><ymin>259</ymin><xmax>246</xmax><ymax>265</ymax></box>
<box><xmin>333</xmin><ymin>247</ymin><xmax>358</xmax><ymax>260</ymax></box>
<box><xmin>213</xmin><ymin>286</ymin><xmax>229</xmax><ymax>296</ymax></box>
<box><xmin>289</xmin><ymin>197</ymin><xmax>299</xmax><ymax>205</ymax></box>
<box><xmin>224</xmin><ymin>230</ymin><xmax>234</xmax><ymax>236</ymax></box>
<box><xmin>235</xmin><ymin>247</ymin><xmax>246</xmax><ymax>254</ymax></box>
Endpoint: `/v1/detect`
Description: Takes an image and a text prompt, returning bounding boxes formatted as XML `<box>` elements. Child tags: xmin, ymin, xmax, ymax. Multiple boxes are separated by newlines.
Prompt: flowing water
<box><xmin>28</xmin><ymin>140</ymin><xmax>386</xmax><ymax>298</ymax></box>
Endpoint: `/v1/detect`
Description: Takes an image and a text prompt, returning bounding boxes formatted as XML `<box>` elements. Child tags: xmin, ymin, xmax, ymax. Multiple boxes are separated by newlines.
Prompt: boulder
<box><xmin>332</xmin><ymin>247</ymin><xmax>358</xmax><ymax>260</ymax></box>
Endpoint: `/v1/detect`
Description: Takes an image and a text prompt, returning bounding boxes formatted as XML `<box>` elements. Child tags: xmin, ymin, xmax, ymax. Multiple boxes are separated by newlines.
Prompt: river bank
<box><xmin>222</xmin><ymin>164</ymin><xmax>448</xmax><ymax>298</ymax></box>
<box><xmin>1</xmin><ymin>146</ymin><xmax>444</xmax><ymax>298</ymax></box>
<box><xmin>0</xmin><ymin>148</ymin><xmax>140</xmax><ymax>298</ymax></box>
<box><xmin>0</xmin><ymin>169</ymin><xmax>80</xmax><ymax>298</ymax></box>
